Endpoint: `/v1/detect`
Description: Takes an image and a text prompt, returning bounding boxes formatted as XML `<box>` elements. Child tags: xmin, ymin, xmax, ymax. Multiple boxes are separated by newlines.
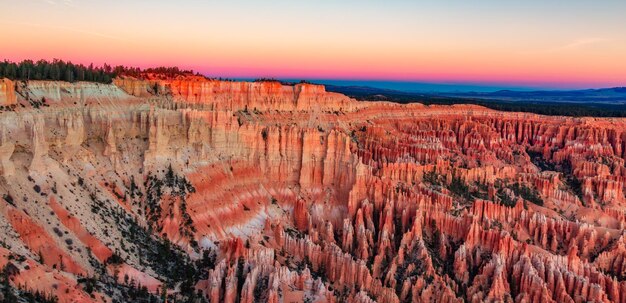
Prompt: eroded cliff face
<box><xmin>0</xmin><ymin>78</ymin><xmax>17</xmax><ymax>106</ymax></box>
<box><xmin>0</xmin><ymin>78</ymin><xmax>625</xmax><ymax>302</ymax></box>
<box><xmin>114</xmin><ymin>77</ymin><xmax>356</xmax><ymax>112</ymax></box>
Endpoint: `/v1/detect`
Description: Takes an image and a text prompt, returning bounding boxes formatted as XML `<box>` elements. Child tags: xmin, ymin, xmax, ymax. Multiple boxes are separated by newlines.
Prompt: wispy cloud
<box><xmin>41</xmin><ymin>0</ymin><xmax>76</xmax><ymax>6</ymax></box>
<box><xmin>0</xmin><ymin>20</ymin><xmax>124</xmax><ymax>41</ymax></box>
<box><xmin>553</xmin><ymin>38</ymin><xmax>608</xmax><ymax>51</ymax></box>
<box><xmin>522</xmin><ymin>37</ymin><xmax>610</xmax><ymax>55</ymax></box>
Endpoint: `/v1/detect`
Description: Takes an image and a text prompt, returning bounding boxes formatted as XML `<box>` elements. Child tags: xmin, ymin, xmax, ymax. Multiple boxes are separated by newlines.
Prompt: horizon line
<box><xmin>2</xmin><ymin>57</ymin><xmax>623</xmax><ymax>91</ymax></box>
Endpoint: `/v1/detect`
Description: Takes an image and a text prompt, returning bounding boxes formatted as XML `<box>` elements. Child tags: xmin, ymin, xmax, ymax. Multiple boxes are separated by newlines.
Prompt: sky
<box><xmin>1</xmin><ymin>0</ymin><xmax>625</xmax><ymax>90</ymax></box>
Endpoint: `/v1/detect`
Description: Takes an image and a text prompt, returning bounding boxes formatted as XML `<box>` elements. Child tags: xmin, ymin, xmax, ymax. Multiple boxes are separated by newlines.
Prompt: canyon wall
<box><xmin>0</xmin><ymin>78</ymin><xmax>624</xmax><ymax>302</ymax></box>
<box><xmin>114</xmin><ymin>77</ymin><xmax>356</xmax><ymax>112</ymax></box>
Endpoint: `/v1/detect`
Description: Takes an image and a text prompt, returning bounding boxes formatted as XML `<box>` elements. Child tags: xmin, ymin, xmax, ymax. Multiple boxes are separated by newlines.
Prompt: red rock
<box><xmin>0</xmin><ymin>77</ymin><xmax>625</xmax><ymax>302</ymax></box>
<box><xmin>0</xmin><ymin>78</ymin><xmax>16</xmax><ymax>106</ymax></box>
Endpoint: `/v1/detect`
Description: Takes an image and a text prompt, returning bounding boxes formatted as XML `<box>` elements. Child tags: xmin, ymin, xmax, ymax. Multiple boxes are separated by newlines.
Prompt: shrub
<box><xmin>509</xmin><ymin>183</ymin><xmax>543</xmax><ymax>206</ymax></box>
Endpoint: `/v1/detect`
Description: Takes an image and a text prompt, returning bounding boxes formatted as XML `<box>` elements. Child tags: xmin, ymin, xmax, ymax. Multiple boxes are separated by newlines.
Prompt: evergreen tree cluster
<box><xmin>117</xmin><ymin>66</ymin><xmax>198</xmax><ymax>79</ymax></box>
<box><xmin>0</xmin><ymin>59</ymin><xmax>115</xmax><ymax>83</ymax></box>
<box><xmin>1</xmin><ymin>263</ymin><xmax>59</xmax><ymax>303</ymax></box>
<box><xmin>508</xmin><ymin>182</ymin><xmax>544</xmax><ymax>206</ymax></box>
<box><xmin>0</xmin><ymin>59</ymin><xmax>201</xmax><ymax>84</ymax></box>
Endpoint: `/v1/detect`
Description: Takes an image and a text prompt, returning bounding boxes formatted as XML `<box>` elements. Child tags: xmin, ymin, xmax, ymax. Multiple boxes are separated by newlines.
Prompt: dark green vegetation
<box><xmin>85</xmin><ymin>166</ymin><xmax>213</xmax><ymax>302</ymax></box>
<box><xmin>559</xmin><ymin>161</ymin><xmax>585</xmax><ymax>204</ymax></box>
<box><xmin>496</xmin><ymin>187</ymin><xmax>517</xmax><ymax>207</ymax></box>
<box><xmin>325</xmin><ymin>85</ymin><xmax>626</xmax><ymax>117</ymax></box>
<box><xmin>494</xmin><ymin>182</ymin><xmax>544</xmax><ymax>208</ymax></box>
<box><xmin>143</xmin><ymin>165</ymin><xmax>198</xmax><ymax>249</ymax></box>
<box><xmin>422</xmin><ymin>170</ymin><xmax>489</xmax><ymax>203</ymax></box>
<box><xmin>528</xmin><ymin>150</ymin><xmax>585</xmax><ymax>204</ymax></box>
<box><xmin>102</xmin><ymin>211</ymin><xmax>212</xmax><ymax>302</ymax></box>
<box><xmin>448</xmin><ymin>87</ymin><xmax>626</xmax><ymax>103</ymax></box>
<box><xmin>422</xmin><ymin>169</ymin><xmax>544</xmax><ymax>208</ymax></box>
<box><xmin>421</xmin><ymin>151</ymin><xmax>584</xmax><ymax>210</ymax></box>
<box><xmin>1</xmin><ymin>264</ymin><xmax>59</xmax><ymax>303</ymax></box>
<box><xmin>0</xmin><ymin>59</ymin><xmax>199</xmax><ymax>84</ymax></box>
<box><xmin>0</xmin><ymin>59</ymin><xmax>116</xmax><ymax>84</ymax></box>
<box><xmin>448</xmin><ymin>175</ymin><xmax>472</xmax><ymax>200</ymax></box>
<box><xmin>120</xmin><ymin>168</ymin><xmax>205</xmax><ymax>293</ymax></box>
<box><xmin>507</xmin><ymin>183</ymin><xmax>543</xmax><ymax>206</ymax></box>
<box><xmin>115</xmin><ymin>66</ymin><xmax>199</xmax><ymax>79</ymax></box>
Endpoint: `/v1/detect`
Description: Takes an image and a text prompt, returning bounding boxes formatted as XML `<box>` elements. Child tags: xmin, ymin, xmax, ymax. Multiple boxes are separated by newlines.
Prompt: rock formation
<box><xmin>0</xmin><ymin>78</ymin><xmax>16</xmax><ymax>106</ymax></box>
<box><xmin>0</xmin><ymin>76</ymin><xmax>625</xmax><ymax>302</ymax></box>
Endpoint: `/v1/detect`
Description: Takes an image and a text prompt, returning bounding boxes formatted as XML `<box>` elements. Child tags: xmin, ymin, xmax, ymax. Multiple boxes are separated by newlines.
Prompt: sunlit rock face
<box><xmin>113</xmin><ymin>76</ymin><xmax>354</xmax><ymax>112</ymax></box>
<box><xmin>0</xmin><ymin>77</ymin><xmax>625</xmax><ymax>302</ymax></box>
<box><xmin>0</xmin><ymin>78</ymin><xmax>17</xmax><ymax>106</ymax></box>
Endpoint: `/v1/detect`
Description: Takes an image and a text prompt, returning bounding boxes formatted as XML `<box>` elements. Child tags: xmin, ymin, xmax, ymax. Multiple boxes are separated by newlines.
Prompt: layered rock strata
<box><xmin>0</xmin><ymin>77</ymin><xmax>624</xmax><ymax>302</ymax></box>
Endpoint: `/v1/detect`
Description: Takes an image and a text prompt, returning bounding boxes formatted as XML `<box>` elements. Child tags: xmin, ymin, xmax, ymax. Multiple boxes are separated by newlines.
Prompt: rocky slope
<box><xmin>0</xmin><ymin>77</ymin><xmax>625</xmax><ymax>302</ymax></box>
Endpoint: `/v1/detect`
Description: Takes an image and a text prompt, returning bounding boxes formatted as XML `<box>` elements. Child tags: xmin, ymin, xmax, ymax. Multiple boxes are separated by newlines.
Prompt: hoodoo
<box><xmin>0</xmin><ymin>76</ymin><xmax>625</xmax><ymax>302</ymax></box>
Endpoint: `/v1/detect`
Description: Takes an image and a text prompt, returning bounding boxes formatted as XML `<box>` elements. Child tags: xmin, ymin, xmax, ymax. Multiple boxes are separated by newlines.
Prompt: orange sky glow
<box><xmin>1</xmin><ymin>1</ymin><xmax>625</xmax><ymax>89</ymax></box>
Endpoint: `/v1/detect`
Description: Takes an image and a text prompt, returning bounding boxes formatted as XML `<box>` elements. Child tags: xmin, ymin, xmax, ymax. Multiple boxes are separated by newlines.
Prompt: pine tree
<box><xmin>50</xmin><ymin>65</ymin><xmax>61</xmax><ymax>80</ymax></box>
<box><xmin>6</xmin><ymin>63</ymin><xmax>17</xmax><ymax>79</ymax></box>
<box><xmin>76</xmin><ymin>67</ymin><xmax>85</xmax><ymax>81</ymax></box>
<box><xmin>64</xmin><ymin>68</ymin><xmax>74</xmax><ymax>82</ymax></box>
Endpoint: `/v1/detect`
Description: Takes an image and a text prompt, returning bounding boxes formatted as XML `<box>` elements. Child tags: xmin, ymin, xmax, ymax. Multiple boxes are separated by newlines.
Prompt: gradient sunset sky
<box><xmin>1</xmin><ymin>0</ymin><xmax>625</xmax><ymax>89</ymax></box>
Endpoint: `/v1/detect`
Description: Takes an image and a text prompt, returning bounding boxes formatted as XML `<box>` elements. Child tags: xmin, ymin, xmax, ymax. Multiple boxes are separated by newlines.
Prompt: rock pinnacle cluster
<box><xmin>0</xmin><ymin>75</ymin><xmax>625</xmax><ymax>302</ymax></box>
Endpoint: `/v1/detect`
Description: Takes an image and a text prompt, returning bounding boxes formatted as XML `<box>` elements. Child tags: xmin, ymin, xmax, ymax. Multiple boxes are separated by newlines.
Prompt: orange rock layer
<box><xmin>0</xmin><ymin>78</ymin><xmax>624</xmax><ymax>302</ymax></box>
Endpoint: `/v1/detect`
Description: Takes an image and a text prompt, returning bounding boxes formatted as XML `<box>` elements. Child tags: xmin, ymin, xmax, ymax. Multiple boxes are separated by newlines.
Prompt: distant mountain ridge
<box><xmin>445</xmin><ymin>87</ymin><xmax>626</xmax><ymax>103</ymax></box>
<box><xmin>323</xmin><ymin>84</ymin><xmax>626</xmax><ymax>117</ymax></box>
